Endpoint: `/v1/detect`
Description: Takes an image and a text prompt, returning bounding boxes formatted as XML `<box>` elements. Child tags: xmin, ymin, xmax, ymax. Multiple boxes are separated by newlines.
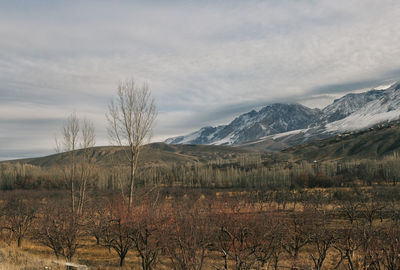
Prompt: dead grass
<box><xmin>0</xmin><ymin>245</ymin><xmax>64</xmax><ymax>270</ymax></box>
<box><xmin>6</xmin><ymin>238</ymin><xmax>173</xmax><ymax>270</ymax></box>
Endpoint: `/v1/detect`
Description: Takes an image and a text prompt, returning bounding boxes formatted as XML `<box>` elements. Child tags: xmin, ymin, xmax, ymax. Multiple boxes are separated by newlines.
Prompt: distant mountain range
<box><xmin>6</xmin><ymin>121</ymin><xmax>400</xmax><ymax>168</ymax></box>
<box><xmin>165</xmin><ymin>82</ymin><xmax>400</xmax><ymax>151</ymax></box>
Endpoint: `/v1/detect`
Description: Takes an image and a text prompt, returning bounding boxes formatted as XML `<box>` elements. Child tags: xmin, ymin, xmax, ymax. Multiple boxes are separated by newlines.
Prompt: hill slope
<box><xmin>283</xmin><ymin>121</ymin><xmax>400</xmax><ymax>161</ymax></box>
<box><xmin>4</xmin><ymin>124</ymin><xmax>400</xmax><ymax>170</ymax></box>
<box><xmin>2</xmin><ymin>143</ymin><xmax>256</xmax><ymax>168</ymax></box>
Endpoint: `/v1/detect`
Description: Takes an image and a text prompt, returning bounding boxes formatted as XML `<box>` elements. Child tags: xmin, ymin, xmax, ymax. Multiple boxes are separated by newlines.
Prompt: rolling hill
<box><xmin>4</xmin><ymin>120</ymin><xmax>400</xmax><ymax>170</ymax></box>
<box><xmin>1</xmin><ymin>143</ymin><xmax>257</xmax><ymax>168</ymax></box>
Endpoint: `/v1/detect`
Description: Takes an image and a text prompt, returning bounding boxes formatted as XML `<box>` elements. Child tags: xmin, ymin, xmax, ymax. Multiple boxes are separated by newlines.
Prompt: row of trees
<box><xmin>1</xmin><ymin>190</ymin><xmax>400</xmax><ymax>269</ymax></box>
<box><xmin>133</xmin><ymin>156</ymin><xmax>400</xmax><ymax>188</ymax></box>
<box><xmin>2</xmin><ymin>153</ymin><xmax>400</xmax><ymax>191</ymax></box>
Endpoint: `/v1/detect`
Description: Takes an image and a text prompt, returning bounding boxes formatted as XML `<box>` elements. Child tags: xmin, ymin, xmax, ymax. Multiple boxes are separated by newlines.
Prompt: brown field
<box><xmin>0</xmin><ymin>186</ymin><xmax>399</xmax><ymax>270</ymax></box>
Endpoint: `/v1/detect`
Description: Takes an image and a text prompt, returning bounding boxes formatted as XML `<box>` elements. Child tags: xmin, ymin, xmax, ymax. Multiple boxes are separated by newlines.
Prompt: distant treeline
<box><xmin>1</xmin><ymin>152</ymin><xmax>400</xmax><ymax>191</ymax></box>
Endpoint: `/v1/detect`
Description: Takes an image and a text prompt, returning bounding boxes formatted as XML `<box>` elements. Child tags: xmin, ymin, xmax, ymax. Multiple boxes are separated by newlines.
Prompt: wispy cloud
<box><xmin>1</xmin><ymin>0</ymin><xmax>400</xmax><ymax>159</ymax></box>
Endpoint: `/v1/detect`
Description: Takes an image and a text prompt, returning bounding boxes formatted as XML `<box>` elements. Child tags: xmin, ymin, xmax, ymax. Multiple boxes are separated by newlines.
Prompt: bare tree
<box><xmin>33</xmin><ymin>202</ymin><xmax>83</xmax><ymax>261</ymax></box>
<box><xmin>56</xmin><ymin>112</ymin><xmax>80</xmax><ymax>213</ymax></box>
<box><xmin>333</xmin><ymin>226</ymin><xmax>361</xmax><ymax>270</ymax></box>
<box><xmin>308</xmin><ymin>209</ymin><xmax>336</xmax><ymax>270</ymax></box>
<box><xmin>56</xmin><ymin>113</ymin><xmax>96</xmax><ymax>215</ymax></box>
<box><xmin>381</xmin><ymin>223</ymin><xmax>400</xmax><ymax>270</ymax></box>
<box><xmin>77</xmin><ymin>119</ymin><xmax>96</xmax><ymax>215</ymax></box>
<box><xmin>215</xmin><ymin>212</ymin><xmax>258</xmax><ymax>270</ymax></box>
<box><xmin>130</xmin><ymin>203</ymin><xmax>164</xmax><ymax>270</ymax></box>
<box><xmin>282</xmin><ymin>209</ymin><xmax>312</xmax><ymax>267</ymax></box>
<box><xmin>338</xmin><ymin>200</ymin><xmax>361</xmax><ymax>225</ymax></box>
<box><xmin>106</xmin><ymin>78</ymin><xmax>157</xmax><ymax>207</ymax></box>
<box><xmin>163</xmin><ymin>205</ymin><xmax>212</xmax><ymax>270</ymax></box>
<box><xmin>99</xmin><ymin>201</ymin><xmax>134</xmax><ymax>267</ymax></box>
<box><xmin>252</xmin><ymin>212</ymin><xmax>284</xmax><ymax>270</ymax></box>
<box><xmin>1</xmin><ymin>198</ymin><xmax>37</xmax><ymax>247</ymax></box>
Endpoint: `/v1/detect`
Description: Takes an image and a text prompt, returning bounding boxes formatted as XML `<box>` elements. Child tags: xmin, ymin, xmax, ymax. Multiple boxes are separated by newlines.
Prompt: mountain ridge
<box><xmin>165</xmin><ymin>82</ymin><xmax>400</xmax><ymax>150</ymax></box>
<box><xmin>166</xmin><ymin>103</ymin><xmax>321</xmax><ymax>146</ymax></box>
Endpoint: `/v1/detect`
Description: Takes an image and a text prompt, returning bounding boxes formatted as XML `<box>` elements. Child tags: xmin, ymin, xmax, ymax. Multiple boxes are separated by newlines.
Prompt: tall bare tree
<box><xmin>77</xmin><ymin>118</ymin><xmax>96</xmax><ymax>215</ymax></box>
<box><xmin>106</xmin><ymin>78</ymin><xmax>157</xmax><ymax>207</ymax></box>
<box><xmin>55</xmin><ymin>113</ymin><xmax>96</xmax><ymax>214</ymax></box>
<box><xmin>56</xmin><ymin>113</ymin><xmax>80</xmax><ymax>213</ymax></box>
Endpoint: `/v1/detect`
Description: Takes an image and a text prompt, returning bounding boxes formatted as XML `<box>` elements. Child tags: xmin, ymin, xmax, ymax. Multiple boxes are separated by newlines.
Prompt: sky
<box><xmin>1</xmin><ymin>0</ymin><xmax>400</xmax><ymax>160</ymax></box>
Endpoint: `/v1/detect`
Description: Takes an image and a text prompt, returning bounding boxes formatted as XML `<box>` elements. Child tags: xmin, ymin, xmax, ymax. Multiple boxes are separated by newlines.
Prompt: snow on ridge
<box><xmin>181</xmin><ymin>130</ymin><xmax>203</xmax><ymax>143</ymax></box>
<box><xmin>211</xmin><ymin>133</ymin><xmax>236</xmax><ymax>145</ymax></box>
<box><xmin>325</xmin><ymin>110</ymin><xmax>400</xmax><ymax>133</ymax></box>
<box><xmin>165</xmin><ymin>128</ymin><xmax>205</xmax><ymax>144</ymax></box>
<box><xmin>271</xmin><ymin>128</ymin><xmax>308</xmax><ymax>139</ymax></box>
<box><xmin>373</xmin><ymin>82</ymin><xmax>397</xmax><ymax>90</ymax></box>
<box><xmin>325</xmin><ymin>96</ymin><xmax>400</xmax><ymax>133</ymax></box>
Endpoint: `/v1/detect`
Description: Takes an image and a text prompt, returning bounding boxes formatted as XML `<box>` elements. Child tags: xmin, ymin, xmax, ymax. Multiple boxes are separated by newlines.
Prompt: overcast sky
<box><xmin>1</xmin><ymin>0</ymin><xmax>400</xmax><ymax>160</ymax></box>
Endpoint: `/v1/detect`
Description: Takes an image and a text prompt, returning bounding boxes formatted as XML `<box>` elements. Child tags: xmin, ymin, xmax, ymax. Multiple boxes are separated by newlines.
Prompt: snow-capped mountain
<box><xmin>320</xmin><ymin>89</ymin><xmax>386</xmax><ymax>124</ymax></box>
<box><xmin>324</xmin><ymin>82</ymin><xmax>400</xmax><ymax>133</ymax></box>
<box><xmin>166</xmin><ymin>104</ymin><xmax>321</xmax><ymax>145</ymax></box>
<box><xmin>164</xmin><ymin>126</ymin><xmax>225</xmax><ymax>145</ymax></box>
<box><xmin>165</xmin><ymin>82</ymin><xmax>400</xmax><ymax>149</ymax></box>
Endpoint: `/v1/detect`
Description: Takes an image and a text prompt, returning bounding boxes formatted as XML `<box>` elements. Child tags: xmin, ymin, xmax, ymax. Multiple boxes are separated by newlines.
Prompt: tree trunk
<box><xmin>223</xmin><ymin>250</ymin><xmax>228</xmax><ymax>269</ymax></box>
<box><xmin>129</xmin><ymin>158</ymin><xmax>135</xmax><ymax>208</ymax></box>
<box><xmin>120</xmin><ymin>254</ymin><xmax>126</xmax><ymax>267</ymax></box>
<box><xmin>95</xmin><ymin>235</ymin><xmax>100</xmax><ymax>245</ymax></box>
<box><xmin>71</xmin><ymin>152</ymin><xmax>76</xmax><ymax>214</ymax></box>
<box><xmin>273</xmin><ymin>256</ymin><xmax>279</xmax><ymax>270</ymax></box>
<box><xmin>129</xmin><ymin>149</ymin><xmax>140</xmax><ymax>208</ymax></box>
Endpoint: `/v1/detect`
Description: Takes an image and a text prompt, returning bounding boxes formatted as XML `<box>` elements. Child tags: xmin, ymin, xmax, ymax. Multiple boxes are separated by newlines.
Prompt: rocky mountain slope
<box><xmin>166</xmin><ymin>82</ymin><xmax>400</xmax><ymax>150</ymax></box>
<box><xmin>166</xmin><ymin>103</ymin><xmax>321</xmax><ymax>145</ymax></box>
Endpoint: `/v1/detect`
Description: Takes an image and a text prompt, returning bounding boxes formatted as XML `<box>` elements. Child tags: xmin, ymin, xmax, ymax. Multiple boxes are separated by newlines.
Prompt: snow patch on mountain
<box><xmin>325</xmin><ymin>83</ymin><xmax>400</xmax><ymax>133</ymax></box>
<box><xmin>272</xmin><ymin>128</ymin><xmax>309</xmax><ymax>140</ymax></box>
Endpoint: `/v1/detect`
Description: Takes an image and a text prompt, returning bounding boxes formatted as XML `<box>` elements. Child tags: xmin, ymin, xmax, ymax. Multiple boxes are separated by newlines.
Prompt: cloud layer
<box><xmin>1</xmin><ymin>0</ymin><xmax>400</xmax><ymax>159</ymax></box>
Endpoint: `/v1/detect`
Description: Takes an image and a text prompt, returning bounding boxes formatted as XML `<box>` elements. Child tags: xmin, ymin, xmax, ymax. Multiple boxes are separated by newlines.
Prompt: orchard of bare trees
<box><xmin>0</xmin><ymin>187</ymin><xmax>400</xmax><ymax>269</ymax></box>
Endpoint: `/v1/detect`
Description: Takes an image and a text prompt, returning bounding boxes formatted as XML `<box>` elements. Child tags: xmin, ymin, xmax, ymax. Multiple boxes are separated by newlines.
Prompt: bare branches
<box><xmin>1</xmin><ymin>198</ymin><xmax>37</xmax><ymax>247</ymax></box>
<box><xmin>106</xmin><ymin>78</ymin><xmax>157</xmax><ymax>207</ymax></box>
<box><xmin>62</xmin><ymin>113</ymin><xmax>80</xmax><ymax>153</ymax></box>
<box><xmin>81</xmin><ymin>118</ymin><xmax>96</xmax><ymax>152</ymax></box>
<box><xmin>33</xmin><ymin>203</ymin><xmax>83</xmax><ymax>261</ymax></box>
<box><xmin>106</xmin><ymin>80</ymin><xmax>156</xmax><ymax>156</ymax></box>
<box><xmin>77</xmin><ymin>119</ymin><xmax>96</xmax><ymax>215</ymax></box>
<box><xmin>55</xmin><ymin>113</ymin><xmax>96</xmax><ymax>215</ymax></box>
